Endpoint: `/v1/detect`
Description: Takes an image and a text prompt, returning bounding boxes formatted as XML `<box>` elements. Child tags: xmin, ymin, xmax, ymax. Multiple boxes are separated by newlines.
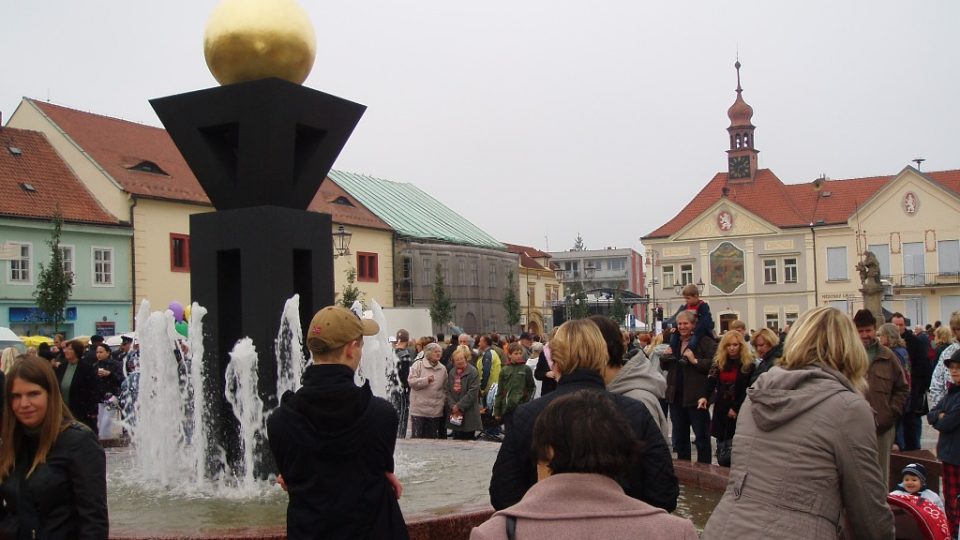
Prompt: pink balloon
<box><xmin>168</xmin><ymin>301</ymin><xmax>185</xmax><ymax>322</ymax></box>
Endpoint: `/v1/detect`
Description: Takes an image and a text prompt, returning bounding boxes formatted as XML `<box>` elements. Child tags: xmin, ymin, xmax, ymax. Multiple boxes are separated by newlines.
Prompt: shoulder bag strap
<box><xmin>505</xmin><ymin>515</ymin><xmax>517</xmax><ymax>540</ymax></box>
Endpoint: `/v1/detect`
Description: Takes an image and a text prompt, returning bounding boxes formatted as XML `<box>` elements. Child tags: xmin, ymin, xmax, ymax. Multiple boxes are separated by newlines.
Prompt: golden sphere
<box><xmin>203</xmin><ymin>0</ymin><xmax>316</xmax><ymax>86</ymax></box>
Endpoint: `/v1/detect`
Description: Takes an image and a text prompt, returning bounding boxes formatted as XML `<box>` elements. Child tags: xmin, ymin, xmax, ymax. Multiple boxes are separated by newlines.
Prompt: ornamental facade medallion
<box><xmin>902</xmin><ymin>192</ymin><xmax>919</xmax><ymax>215</ymax></box>
<box><xmin>717</xmin><ymin>210</ymin><xmax>734</xmax><ymax>232</ymax></box>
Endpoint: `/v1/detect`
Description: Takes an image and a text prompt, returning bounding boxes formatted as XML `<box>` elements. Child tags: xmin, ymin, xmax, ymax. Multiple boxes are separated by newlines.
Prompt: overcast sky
<box><xmin>3</xmin><ymin>1</ymin><xmax>958</xmax><ymax>255</ymax></box>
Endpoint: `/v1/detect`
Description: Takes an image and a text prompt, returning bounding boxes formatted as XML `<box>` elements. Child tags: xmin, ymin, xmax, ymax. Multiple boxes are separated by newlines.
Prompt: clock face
<box><xmin>728</xmin><ymin>156</ymin><xmax>751</xmax><ymax>179</ymax></box>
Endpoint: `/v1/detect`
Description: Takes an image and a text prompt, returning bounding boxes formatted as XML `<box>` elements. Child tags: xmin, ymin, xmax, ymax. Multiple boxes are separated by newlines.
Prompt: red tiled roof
<box><xmin>644</xmin><ymin>167</ymin><xmax>960</xmax><ymax>239</ymax></box>
<box><xmin>505</xmin><ymin>243</ymin><xmax>550</xmax><ymax>271</ymax></box>
<box><xmin>309</xmin><ymin>180</ymin><xmax>392</xmax><ymax>231</ymax></box>
<box><xmin>0</xmin><ymin>127</ymin><xmax>120</xmax><ymax>225</ymax></box>
<box><xmin>24</xmin><ymin>99</ymin><xmax>395</xmax><ymax>230</ymax></box>
<box><xmin>29</xmin><ymin>99</ymin><xmax>211</xmax><ymax>205</ymax></box>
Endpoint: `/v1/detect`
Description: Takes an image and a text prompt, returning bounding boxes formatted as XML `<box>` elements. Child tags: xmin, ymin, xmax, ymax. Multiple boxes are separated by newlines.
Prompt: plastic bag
<box><xmin>98</xmin><ymin>400</ymin><xmax>122</xmax><ymax>440</ymax></box>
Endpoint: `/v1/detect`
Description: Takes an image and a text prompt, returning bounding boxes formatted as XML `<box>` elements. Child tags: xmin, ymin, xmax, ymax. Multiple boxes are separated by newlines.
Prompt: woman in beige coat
<box><xmin>408</xmin><ymin>342</ymin><xmax>447</xmax><ymax>438</ymax></box>
<box><xmin>472</xmin><ymin>390</ymin><xmax>697</xmax><ymax>540</ymax></box>
<box><xmin>702</xmin><ymin>306</ymin><xmax>894</xmax><ymax>539</ymax></box>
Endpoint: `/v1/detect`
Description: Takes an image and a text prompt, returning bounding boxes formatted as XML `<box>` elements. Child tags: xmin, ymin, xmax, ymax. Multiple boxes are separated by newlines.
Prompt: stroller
<box><xmin>886</xmin><ymin>492</ymin><xmax>951</xmax><ymax>540</ymax></box>
<box><xmin>477</xmin><ymin>383</ymin><xmax>503</xmax><ymax>442</ymax></box>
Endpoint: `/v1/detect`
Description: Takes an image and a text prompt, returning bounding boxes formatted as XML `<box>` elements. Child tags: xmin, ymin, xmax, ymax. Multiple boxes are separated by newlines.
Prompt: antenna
<box><xmin>912</xmin><ymin>158</ymin><xmax>925</xmax><ymax>171</ymax></box>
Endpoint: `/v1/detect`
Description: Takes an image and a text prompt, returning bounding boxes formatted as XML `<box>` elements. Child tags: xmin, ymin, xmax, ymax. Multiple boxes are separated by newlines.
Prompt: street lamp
<box><xmin>697</xmin><ymin>278</ymin><xmax>705</xmax><ymax>295</ymax></box>
<box><xmin>648</xmin><ymin>278</ymin><xmax>658</xmax><ymax>332</ymax></box>
<box><xmin>332</xmin><ymin>224</ymin><xmax>352</xmax><ymax>258</ymax></box>
<box><xmin>674</xmin><ymin>280</ymin><xmax>683</xmax><ymax>296</ymax></box>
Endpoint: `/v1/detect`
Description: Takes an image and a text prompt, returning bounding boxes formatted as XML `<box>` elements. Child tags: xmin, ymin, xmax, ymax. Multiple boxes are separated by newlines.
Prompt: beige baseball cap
<box><xmin>306</xmin><ymin>306</ymin><xmax>380</xmax><ymax>354</ymax></box>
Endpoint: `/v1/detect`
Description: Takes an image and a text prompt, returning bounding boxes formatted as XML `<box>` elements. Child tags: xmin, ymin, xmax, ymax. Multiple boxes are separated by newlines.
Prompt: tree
<box><xmin>430</xmin><ymin>262</ymin><xmax>455</xmax><ymax>332</ymax></box>
<box><xmin>567</xmin><ymin>281</ymin><xmax>589</xmax><ymax>320</ymax></box>
<box><xmin>610</xmin><ymin>289</ymin><xmax>628</xmax><ymax>328</ymax></box>
<box><xmin>338</xmin><ymin>265</ymin><xmax>364</xmax><ymax>309</ymax></box>
<box><xmin>573</xmin><ymin>233</ymin><xmax>585</xmax><ymax>251</ymax></box>
<box><xmin>503</xmin><ymin>271</ymin><xmax>521</xmax><ymax>331</ymax></box>
<box><xmin>34</xmin><ymin>211</ymin><xmax>73</xmax><ymax>334</ymax></box>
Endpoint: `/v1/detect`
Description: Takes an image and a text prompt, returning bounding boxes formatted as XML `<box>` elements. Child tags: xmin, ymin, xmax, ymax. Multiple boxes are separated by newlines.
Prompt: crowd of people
<box><xmin>2</xmin><ymin>299</ymin><xmax>959</xmax><ymax>538</ymax></box>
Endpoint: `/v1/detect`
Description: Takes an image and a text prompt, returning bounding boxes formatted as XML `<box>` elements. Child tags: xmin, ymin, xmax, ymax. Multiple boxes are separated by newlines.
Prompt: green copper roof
<box><xmin>329</xmin><ymin>170</ymin><xmax>505</xmax><ymax>250</ymax></box>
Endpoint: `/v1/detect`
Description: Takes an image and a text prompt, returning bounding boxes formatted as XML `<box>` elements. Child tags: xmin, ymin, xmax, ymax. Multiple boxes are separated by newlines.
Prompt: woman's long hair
<box><xmin>715</xmin><ymin>331</ymin><xmax>754</xmax><ymax>374</ymax></box>
<box><xmin>781</xmin><ymin>307</ymin><xmax>868</xmax><ymax>394</ymax></box>
<box><xmin>0</xmin><ymin>355</ymin><xmax>75</xmax><ymax>480</ymax></box>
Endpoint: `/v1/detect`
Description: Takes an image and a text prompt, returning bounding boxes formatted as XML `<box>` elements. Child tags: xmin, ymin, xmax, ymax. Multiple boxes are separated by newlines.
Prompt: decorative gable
<box><xmin>675</xmin><ymin>200</ymin><xmax>779</xmax><ymax>241</ymax></box>
<box><xmin>857</xmin><ymin>167</ymin><xmax>960</xmax><ymax>231</ymax></box>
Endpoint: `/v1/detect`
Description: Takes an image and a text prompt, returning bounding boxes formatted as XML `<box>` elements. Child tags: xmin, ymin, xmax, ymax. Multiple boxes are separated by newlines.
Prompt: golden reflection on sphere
<box><xmin>203</xmin><ymin>0</ymin><xmax>316</xmax><ymax>86</ymax></box>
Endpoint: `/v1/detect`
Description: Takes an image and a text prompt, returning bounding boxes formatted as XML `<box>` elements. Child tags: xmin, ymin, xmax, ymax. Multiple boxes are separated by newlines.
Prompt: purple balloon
<box><xmin>169</xmin><ymin>301</ymin><xmax>185</xmax><ymax>322</ymax></box>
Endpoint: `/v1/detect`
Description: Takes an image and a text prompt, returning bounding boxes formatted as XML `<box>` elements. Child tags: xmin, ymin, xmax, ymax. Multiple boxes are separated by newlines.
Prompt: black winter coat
<box><xmin>903</xmin><ymin>330</ymin><xmax>933</xmax><ymax>412</ymax></box>
<box><xmin>533</xmin><ymin>351</ymin><xmax>557</xmax><ymax>396</ymax></box>
<box><xmin>0</xmin><ymin>422</ymin><xmax>108</xmax><ymax>539</ymax></box>
<box><xmin>488</xmin><ymin>369</ymin><xmax>679</xmax><ymax>512</ymax></box>
<box><xmin>94</xmin><ymin>358</ymin><xmax>124</xmax><ymax>400</ymax></box>
<box><xmin>54</xmin><ymin>360</ymin><xmax>100</xmax><ymax>430</ymax></box>
<box><xmin>267</xmin><ymin>364</ymin><xmax>408</xmax><ymax>540</ymax></box>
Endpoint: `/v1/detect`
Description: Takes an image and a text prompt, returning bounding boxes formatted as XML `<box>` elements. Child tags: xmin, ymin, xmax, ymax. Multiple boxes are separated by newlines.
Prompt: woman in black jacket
<box><xmin>0</xmin><ymin>355</ymin><xmax>108</xmax><ymax>539</ymax></box>
<box><xmin>54</xmin><ymin>340</ymin><xmax>99</xmax><ymax>431</ymax></box>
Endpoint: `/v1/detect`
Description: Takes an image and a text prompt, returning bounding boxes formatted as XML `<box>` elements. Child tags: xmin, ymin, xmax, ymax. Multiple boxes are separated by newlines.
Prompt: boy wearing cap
<box><xmin>891</xmin><ymin>463</ymin><xmax>944</xmax><ymax>509</ymax></box>
<box><xmin>928</xmin><ymin>348</ymin><xmax>960</xmax><ymax>537</ymax></box>
<box><xmin>267</xmin><ymin>306</ymin><xmax>408</xmax><ymax>540</ymax></box>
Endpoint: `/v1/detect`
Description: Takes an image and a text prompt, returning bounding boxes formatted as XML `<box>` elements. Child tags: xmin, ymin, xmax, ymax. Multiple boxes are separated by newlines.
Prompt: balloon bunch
<box><xmin>169</xmin><ymin>301</ymin><xmax>191</xmax><ymax>337</ymax></box>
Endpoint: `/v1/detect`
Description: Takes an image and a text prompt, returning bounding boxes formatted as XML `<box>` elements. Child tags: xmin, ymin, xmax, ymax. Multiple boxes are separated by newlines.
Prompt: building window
<box><xmin>489</xmin><ymin>263</ymin><xmax>497</xmax><ymax>288</ymax></box>
<box><xmin>422</xmin><ymin>258</ymin><xmax>433</xmax><ymax>286</ymax></box>
<box><xmin>170</xmin><ymin>233</ymin><xmax>190</xmax><ymax>272</ymax></box>
<box><xmin>868</xmin><ymin>244</ymin><xmax>890</xmax><ymax>277</ymax></box>
<box><xmin>763</xmin><ymin>259</ymin><xmax>778</xmax><ymax>284</ymax></box>
<box><xmin>93</xmin><ymin>247</ymin><xmax>113</xmax><ymax>286</ymax></box>
<box><xmin>528</xmin><ymin>285</ymin><xmax>536</xmax><ymax>306</ymax></box>
<box><xmin>938</xmin><ymin>240</ymin><xmax>960</xmax><ymax>275</ymax></box>
<box><xmin>662</xmin><ymin>265</ymin><xmax>674</xmax><ymax>289</ymax></box>
<box><xmin>401</xmin><ymin>256</ymin><xmax>412</xmax><ymax>281</ymax></box>
<box><xmin>680</xmin><ymin>264</ymin><xmax>693</xmax><ymax>286</ymax></box>
<box><xmin>783</xmin><ymin>258</ymin><xmax>798</xmax><ymax>284</ymax></box>
<box><xmin>8</xmin><ymin>243</ymin><xmax>32</xmax><ymax>283</ymax></box>
<box><xmin>470</xmin><ymin>262</ymin><xmax>479</xmax><ymax>286</ymax></box>
<box><xmin>785</xmin><ymin>312</ymin><xmax>799</xmax><ymax>327</ymax></box>
<box><xmin>357</xmin><ymin>252</ymin><xmax>378</xmax><ymax>282</ymax></box>
<box><xmin>826</xmin><ymin>246</ymin><xmax>848</xmax><ymax>281</ymax></box>
<box><xmin>59</xmin><ymin>245</ymin><xmax>75</xmax><ymax>284</ymax></box>
<box><xmin>457</xmin><ymin>261</ymin><xmax>465</xmax><ymax>286</ymax></box>
<box><xmin>608</xmin><ymin>258</ymin><xmax>625</xmax><ymax>271</ymax></box>
<box><xmin>765</xmin><ymin>313</ymin><xmax>780</xmax><ymax>330</ymax></box>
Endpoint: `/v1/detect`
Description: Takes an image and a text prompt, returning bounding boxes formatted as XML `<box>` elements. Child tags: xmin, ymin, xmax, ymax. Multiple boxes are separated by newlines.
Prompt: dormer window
<box><xmin>128</xmin><ymin>160</ymin><xmax>168</xmax><ymax>175</ymax></box>
<box><xmin>332</xmin><ymin>196</ymin><xmax>355</xmax><ymax>207</ymax></box>
<box><xmin>19</xmin><ymin>183</ymin><xmax>37</xmax><ymax>192</ymax></box>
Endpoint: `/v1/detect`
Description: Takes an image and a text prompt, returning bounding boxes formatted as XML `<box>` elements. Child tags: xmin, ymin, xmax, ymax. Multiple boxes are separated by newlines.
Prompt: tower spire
<box><xmin>726</xmin><ymin>60</ymin><xmax>758</xmax><ymax>181</ymax></box>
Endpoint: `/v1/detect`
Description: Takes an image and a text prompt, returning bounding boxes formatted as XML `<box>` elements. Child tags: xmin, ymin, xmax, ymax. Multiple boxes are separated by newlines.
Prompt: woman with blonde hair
<box><xmin>0</xmin><ymin>347</ymin><xmax>17</xmax><ymax>375</ymax></box>
<box><xmin>749</xmin><ymin>327</ymin><xmax>783</xmax><ymax>385</ymax></box>
<box><xmin>0</xmin><ymin>355</ymin><xmax>107</xmax><ymax>537</ymax></box>
<box><xmin>703</xmin><ymin>307</ymin><xmax>894</xmax><ymax>538</ymax></box>
<box><xmin>696</xmin><ymin>331</ymin><xmax>753</xmax><ymax>467</ymax></box>
<box><xmin>446</xmin><ymin>345</ymin><xmax>482</xmax><ymax>440</ymax></box>
<box><xmin>489</xmin><ymin>319</ymin><xmax>678</xmax><ymax>514</ymax></box>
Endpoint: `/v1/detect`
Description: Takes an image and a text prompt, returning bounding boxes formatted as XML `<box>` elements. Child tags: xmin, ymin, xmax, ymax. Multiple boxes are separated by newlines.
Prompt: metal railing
<box><xmin>885</xmin><ymin>272</ymin><xmax>960</xmax><ymax>288</ymax></box>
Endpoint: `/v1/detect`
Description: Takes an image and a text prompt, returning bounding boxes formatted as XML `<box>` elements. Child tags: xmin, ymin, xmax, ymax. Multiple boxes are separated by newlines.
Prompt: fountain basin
<box><xmin>108</xmin><ymin>440</ymin><xmax>725</xmax><ymax>539</ymax></box>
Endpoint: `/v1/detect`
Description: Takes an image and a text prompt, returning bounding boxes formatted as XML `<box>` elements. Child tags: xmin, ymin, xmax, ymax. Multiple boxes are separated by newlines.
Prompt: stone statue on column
<box><xmin>857</xmin><ymin>251</ymin><xmax>884</xmax><ymax>324</ymax></box>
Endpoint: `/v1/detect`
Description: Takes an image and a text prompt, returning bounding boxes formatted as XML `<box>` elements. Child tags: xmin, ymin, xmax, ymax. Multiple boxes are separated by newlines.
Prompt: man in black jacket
<box><xmin>489</xmin><ymin>322</ymin><xmax>679</xmax><ymax>513</ymax></box>
<box><xmin>267</xmin><ymin>306</ymin><xmax>408</xmax><ymax>540</ymax></box>
<box><xmin>892</xmin><ymin>312</ymin><xmax>933</xmax><ymax>451</ymax></box>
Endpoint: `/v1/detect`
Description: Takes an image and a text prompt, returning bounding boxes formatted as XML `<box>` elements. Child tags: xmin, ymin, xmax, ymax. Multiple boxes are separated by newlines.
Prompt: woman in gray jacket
<box><xmin>703</xmin><ymin>307</ymin><xmax>894</xmax><ymax>540</ymax></box>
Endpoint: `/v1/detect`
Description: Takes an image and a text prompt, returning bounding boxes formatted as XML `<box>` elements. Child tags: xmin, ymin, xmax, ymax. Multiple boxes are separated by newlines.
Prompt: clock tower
<box><xmin>726</xmin><ymin>61</ymin><xmax>758</xmax><ymax>182</ymax></box>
